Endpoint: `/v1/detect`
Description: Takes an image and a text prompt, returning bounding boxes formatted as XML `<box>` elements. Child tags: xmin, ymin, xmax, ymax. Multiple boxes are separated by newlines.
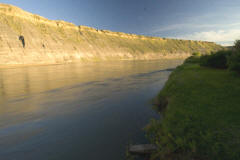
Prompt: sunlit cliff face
<box><xmin>0</xmin><ymin>3</ymin><xmax>223</xmax><ymax>66</ymax></box>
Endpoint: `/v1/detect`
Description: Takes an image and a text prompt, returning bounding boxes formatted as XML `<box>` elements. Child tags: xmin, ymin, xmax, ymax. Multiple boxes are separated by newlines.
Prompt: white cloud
<box><xmin>147</xmin><ymin>6</ymin><xmax>240</xmax><ymax>46</ymax></box>
<box><xmin>152</xmin><ymin>23</ymin><xmax>217</xmax><ymax>33</ymax></box>
<box><xmin>177</xmin><ymin>29</ymin><xmax>240</xmax><ymax>46</ymax></box>
<box><xmin>152</xmin><ymin>22</ymin><xmax>240</xmax><ymax>33</ymax></box>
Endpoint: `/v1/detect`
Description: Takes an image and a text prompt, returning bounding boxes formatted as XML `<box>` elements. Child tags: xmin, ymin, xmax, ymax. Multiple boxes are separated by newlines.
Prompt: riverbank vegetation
<box><xmin>146</xmin><ymin>40</ymin><xmax>240</xmax><ymax>160</ymax></box>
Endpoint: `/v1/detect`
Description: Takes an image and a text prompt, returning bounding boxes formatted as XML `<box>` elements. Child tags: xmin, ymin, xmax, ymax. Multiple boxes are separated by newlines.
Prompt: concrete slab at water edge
<box><xmin>129</xmin><ymin>144</ymin><xmax>157</xmax><ymax>155</ymax></box>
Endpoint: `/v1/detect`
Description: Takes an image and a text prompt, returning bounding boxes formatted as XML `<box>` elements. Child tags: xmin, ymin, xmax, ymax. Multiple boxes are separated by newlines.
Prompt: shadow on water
<box><xmin>132</xmin><ymin>68</ymin><xmax>176</xmax><ymax>78</ymax></box>
<box><xmin>0</xmin><ymin>60</ymin><xmax>183</xmax><ymax>160</ymax></box>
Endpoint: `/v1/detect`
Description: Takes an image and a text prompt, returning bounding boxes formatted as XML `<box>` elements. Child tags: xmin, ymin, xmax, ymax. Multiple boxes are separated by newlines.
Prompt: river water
<box><xmin>0</xmin><ymin>60</ymin><xmax>183</xmax><ymax>160</ymax></box>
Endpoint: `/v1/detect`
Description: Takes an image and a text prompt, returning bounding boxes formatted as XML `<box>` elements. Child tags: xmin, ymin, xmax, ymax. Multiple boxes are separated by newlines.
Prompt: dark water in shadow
<box><xmin>0</xmin><ymin>60</ymin><xmax>183</xmax><ymax>160</ymax></box>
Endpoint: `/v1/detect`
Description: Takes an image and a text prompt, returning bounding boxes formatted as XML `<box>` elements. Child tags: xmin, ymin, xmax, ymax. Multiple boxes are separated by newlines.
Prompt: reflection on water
<box><xmin>0</xmin><ymin>60</ymin><xmax>183</xmax><ymax>160</ymax></box>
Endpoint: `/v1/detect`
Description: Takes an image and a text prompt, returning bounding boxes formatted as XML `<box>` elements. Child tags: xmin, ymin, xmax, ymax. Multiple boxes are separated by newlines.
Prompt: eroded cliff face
<box><xmin>0</xmin><ymin>3</ymin><xmax>223</xmax><ymax>65</ymax></box>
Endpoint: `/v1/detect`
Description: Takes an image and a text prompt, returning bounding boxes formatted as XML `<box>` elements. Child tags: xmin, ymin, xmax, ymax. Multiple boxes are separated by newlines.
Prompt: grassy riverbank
<box><xmin>146</xmin><ymin>54</ymin><xmax>240</xmax><ymax>159</ymax></box>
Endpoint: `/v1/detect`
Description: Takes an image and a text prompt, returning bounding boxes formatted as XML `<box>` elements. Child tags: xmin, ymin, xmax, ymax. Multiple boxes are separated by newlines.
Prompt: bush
<box><xmin>228</xmin><ymin>51</ymin><xmax>240</xmax><ymax>73</ymax></box>
<box><xmin>192</xmin><ymin>52</ymin><xmax>201</xmax><ymax>56</ymax></box>
<box><xmin>200</xmin><ymin>50</ymin><xmax>232</xmax><ymax>69</ymax></box>
<box><xmin>184</xmin><ymin>56</ymin><xmax>200</xmax><ymax>64</ymax></box>
<box><xmin>234</xmin><ymin>40</ymin><xmax>240</xmax><ymax>51</ymax></box>
<box><xmin>227</xmin><ymin>40</ymin><xmax>240</xmax><ymax>73</ymax></box>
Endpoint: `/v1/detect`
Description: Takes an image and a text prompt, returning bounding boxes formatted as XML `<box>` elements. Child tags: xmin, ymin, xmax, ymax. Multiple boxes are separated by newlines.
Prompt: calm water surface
<box><xmin>0</xmin><ymin>60</ymin><xmax>183</xmax><ymax>160</ymax></box>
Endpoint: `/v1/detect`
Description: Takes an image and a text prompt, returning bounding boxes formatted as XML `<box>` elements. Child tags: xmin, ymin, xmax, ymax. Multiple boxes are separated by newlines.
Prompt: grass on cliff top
<box><xmin>146</xmin><ymin>57</ymin><xmax>240</xmax><ymax>160</ymax></box>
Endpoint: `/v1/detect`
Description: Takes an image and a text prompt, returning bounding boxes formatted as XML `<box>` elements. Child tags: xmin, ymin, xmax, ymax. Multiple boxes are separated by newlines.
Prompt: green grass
<box><xmin>146</xmin><ymin>58</ymin><xmax>240</xmax><ymax>160</ymax></box>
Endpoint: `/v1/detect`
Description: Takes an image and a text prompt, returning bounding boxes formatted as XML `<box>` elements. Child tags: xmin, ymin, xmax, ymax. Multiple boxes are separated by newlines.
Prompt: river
<box><xmin>0</xmin><ymin>60</ymin><xmax>183</xmax><ymax>160</ymax></box>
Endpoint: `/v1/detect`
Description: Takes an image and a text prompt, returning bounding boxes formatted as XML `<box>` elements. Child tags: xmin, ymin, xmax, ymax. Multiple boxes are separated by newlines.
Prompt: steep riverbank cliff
<box><xmin>0</xmin><ymin>3</ymin><xmax>223</xmax><ymax>65</ymax></box>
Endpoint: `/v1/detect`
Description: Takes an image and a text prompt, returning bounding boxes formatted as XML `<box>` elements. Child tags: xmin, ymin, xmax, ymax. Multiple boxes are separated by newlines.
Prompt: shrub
<box><xmin>234</xmin><ymin>40</ymin><xmax>240</xmax><ymax>51</ymax></box>
<box><xmin>227</xmin><ymin>40</ymin><xmax>240</xmax><ymax>73</ymax></box>
<box><xmin>184</xmin><ymin>56</ymin><xmax>200</xmax><ymax>64</ymax></box>
<box><xmin>199</xmin><ymin>50</ymin><xmax>232</xmax><ymax>69</ymax></box>
<box><xmin>228</xmin><ymin>51</ymin><xmax>240</xmax><ymax>73</ymax></box>
<box><xmin>192</xmin><ymin>52</ymin><xmax>201</xmax><ymax>56</ymax></box>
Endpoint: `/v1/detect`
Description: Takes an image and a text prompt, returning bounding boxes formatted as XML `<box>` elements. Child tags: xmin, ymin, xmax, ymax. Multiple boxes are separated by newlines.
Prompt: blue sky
<box><xmin>1</xmin><ymin>0</ymin><xmax>240</xmax><ymax>45</ymax></box>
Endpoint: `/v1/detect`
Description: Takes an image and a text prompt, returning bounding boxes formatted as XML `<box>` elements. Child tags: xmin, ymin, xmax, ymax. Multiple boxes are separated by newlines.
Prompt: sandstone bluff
<box><xmin>0</xmin><ymin>3</ymin><xmax>223</xmax><ymax>66</ymax></box>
